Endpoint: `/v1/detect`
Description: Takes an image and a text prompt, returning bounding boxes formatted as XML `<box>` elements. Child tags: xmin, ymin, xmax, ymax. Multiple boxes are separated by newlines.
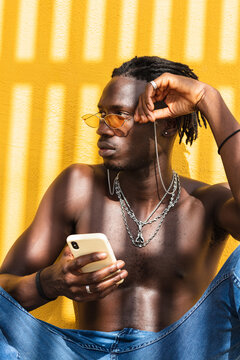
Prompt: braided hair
<box><xmin>112</xmin><ymin>56</ymin><xmax>206</xmax><ymax>145</ymax></box>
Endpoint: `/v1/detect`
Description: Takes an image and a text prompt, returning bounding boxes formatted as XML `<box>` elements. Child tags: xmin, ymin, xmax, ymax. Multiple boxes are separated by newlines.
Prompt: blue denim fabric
<box><xmin>1</xmin><ymin>245</ymin><xmax>240</xmax><ymax>359</ymax></box>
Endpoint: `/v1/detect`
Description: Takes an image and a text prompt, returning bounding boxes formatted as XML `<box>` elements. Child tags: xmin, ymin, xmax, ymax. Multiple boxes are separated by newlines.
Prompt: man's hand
<box><xmin>40</xmin><ymin>246</ymin><xmax>128</xmax><ymax>302</ymax></box>
<box><xmin>134</xmin><ymin>73</ymin><xmax>209</xmax><ymax>123</ymax></box>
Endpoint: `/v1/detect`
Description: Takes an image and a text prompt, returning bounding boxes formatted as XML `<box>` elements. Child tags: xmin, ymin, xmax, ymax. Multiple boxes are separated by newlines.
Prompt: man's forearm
<box><xmin>0</xmin><ymin>273</ymin><xmax>48</xmax><ymax>311</ymax></box>
<box><xmin>198</xmin><ymin>86</ymin><xmax>240</xmax><ymax>205</ymax></box>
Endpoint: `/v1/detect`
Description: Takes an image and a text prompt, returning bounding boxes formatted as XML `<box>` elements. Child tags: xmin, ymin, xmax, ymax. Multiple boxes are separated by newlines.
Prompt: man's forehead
<box><xmin>98</xmin><ymin>76</ymin><xmax>147</xmax><ymax>109</ymax></box>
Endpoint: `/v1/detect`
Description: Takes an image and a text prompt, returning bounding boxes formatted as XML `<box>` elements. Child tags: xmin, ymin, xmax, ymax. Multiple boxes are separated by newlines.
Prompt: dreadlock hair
<box><xmin>112</xmin><ymin>56</ymin><xmax>207</xmax><ymax>145</ymax></box>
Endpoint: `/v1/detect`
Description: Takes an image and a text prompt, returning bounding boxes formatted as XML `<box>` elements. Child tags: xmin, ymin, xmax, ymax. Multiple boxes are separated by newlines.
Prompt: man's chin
<box><xmin>103</xmin><ymin>163</ymin><xmax>126</xmax><ymax>172</ymax></box>
<box><xmin>103</xmin><ymin>156</ymin><xmax>152</xmax><ymax>172</ymax></box>
<box><xmin>103</xmin><ymin>161</ymin><xmax>140</xmax><ymax>172</ymax></box>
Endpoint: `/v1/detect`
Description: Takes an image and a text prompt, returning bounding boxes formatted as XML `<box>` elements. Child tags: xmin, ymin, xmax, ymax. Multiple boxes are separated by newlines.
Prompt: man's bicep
<box><xmin>194</xmin><ymin>181</ymin><xmax>240</xmax><ymax>240</ymax></box>
<box><xmin>216</xmin><ymin>197</ymin><xmax>240</xmax><ymax>240</ymax></box>
<box><xmin>0</xmin><ymin>168</ymin><xmax>77</xmax><ymax>276</ymax></box>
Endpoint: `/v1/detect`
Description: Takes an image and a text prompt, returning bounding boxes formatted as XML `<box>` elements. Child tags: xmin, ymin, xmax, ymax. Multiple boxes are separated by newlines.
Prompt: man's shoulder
<box><xmin>58</xmin><ymin>163</ymin><xmax>106</xmax><ymax>183</ymax></box>
<box><xmin>47</xmin><ymin>163</ymin><xmax>107</xmax><ymax>204</ymax></box>
<box><xmin>180</xmin><ymin>175</ymin><xmax>232</xmax><ymax>208</ymax></box>
<box><xmin>180</xmin><ymin>175</ymin><xmax>209</xmax><ymax>194</ymax></box>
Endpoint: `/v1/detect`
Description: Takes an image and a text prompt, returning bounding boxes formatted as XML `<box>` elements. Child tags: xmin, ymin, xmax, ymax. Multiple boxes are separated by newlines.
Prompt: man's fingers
<box><xmin>151</xmin><ymin>107</ymin><xmax>173</xmax><ymax>120</ymax></box>
<box><xmin>134</xmin><ymin>98</ymin><xmax>141</xmax><ymax>122</ymax></box>
<box><xmin>135</xmin><ymin>94</ymin><xmax>155</xmax><ymax>123</ymax></box>
<box><xmin>83</xmin><ymin>269</ymin><xmax>128</xmax><ymax>294</ymax></box>
<box><xmin>145</xmin><ymin>83</ymin><xmax>156</xmax><ymax>111</ymax></box>
<box><xmin>135</xmin><ymin>79</ymin><xmax>171</xmax><ymax>123</ymax></box>
<box><xmin>74</xmin><ymin>283</ymin><xmax>118</xmax><ymax>302</ymax></box>
<box><xmin>135</xmin><ymin>95</ymin><xmax>147</xmax><ymax>123</ymax></box>
<box><xmin>98</xmin><ymin>284</ymin><xmax>119</xmax><ymax>299</ymax></box>
<box><xmin>80</xmin><ymin>261</ymin><xmax>126</xmax><ymax>285</ymax></box>
<box><xmin>67</xmin><ymin>252</ymin><xmax>107</xmax><ymax>273</ymax></box>
<box><xmin>66</xmin><ymin>256</ymin><xmax>127</xmax><ymax>287</ymax></box>
<box><xmin>63</xmin><ymin>245</ymin><xmax>74</xmax><ymax>258</ymax></box>
<box><xmin>145</xmin><ymin>80</ymin><xmax>168</xmax><ymax>110</ymax></box>
<box><xmin>141</xmin><ymin>94</ymin><xmax>155</xmax><ymax>122</ymax></box>
<box><xmin>72</xmin><ymin>269</ymin><xmax>128</xmax><ymax>302</ymax></box>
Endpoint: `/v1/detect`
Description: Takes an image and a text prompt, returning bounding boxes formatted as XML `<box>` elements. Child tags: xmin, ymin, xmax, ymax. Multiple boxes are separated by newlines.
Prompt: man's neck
<box><xmin>116</xmin><ymin>161</ymin><xmax>174</xmax><ymax>204</ymax></box>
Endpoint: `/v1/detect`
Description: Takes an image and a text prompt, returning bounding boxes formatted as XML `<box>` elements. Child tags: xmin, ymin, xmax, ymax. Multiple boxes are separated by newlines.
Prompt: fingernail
<box><xmin>119</xmin><ymin>270</ymin><xmax>128</xmax><ymax>279</ymax></box>
<box><xmin>98</xmin><ymin>252</ymin><xmax>107</xmax><ymax>259</ymax></box>
<box><xmin>116</xmin><ymin>260</ymin><xmax>125</xmax><ymax>269</ymax></box>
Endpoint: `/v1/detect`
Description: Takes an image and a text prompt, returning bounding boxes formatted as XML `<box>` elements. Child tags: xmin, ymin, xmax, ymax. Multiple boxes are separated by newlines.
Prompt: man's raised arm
<box><xmin>135</xmin><ymin>73</ymin><xmax>240</xmax><ymax>239</ymax></box>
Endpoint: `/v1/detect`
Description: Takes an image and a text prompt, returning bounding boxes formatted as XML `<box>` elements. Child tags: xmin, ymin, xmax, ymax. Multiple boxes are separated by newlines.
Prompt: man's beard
<box><xmin>103</xmin><ymin>157</ymin><xmax>152</xmax><ymax>172</ymax></box>
<box><xmin>103</xmin><ymin>163</ymin><xmax>127</xmax><ymax>172</ymax></box>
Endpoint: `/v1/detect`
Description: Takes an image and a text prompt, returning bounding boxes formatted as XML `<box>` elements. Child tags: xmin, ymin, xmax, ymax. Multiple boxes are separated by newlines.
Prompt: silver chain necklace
<box><xmin>114</xmin><ymin>172</ymin><xmax>181</xmax><ymax>248</ymax></box>
<box><xmin>107</xmin><ymin>120</ymin><xmax>181</xmax><ymax>248</ymax></box>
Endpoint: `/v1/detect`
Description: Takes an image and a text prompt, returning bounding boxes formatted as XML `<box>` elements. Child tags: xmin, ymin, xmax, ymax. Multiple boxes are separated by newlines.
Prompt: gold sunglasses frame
<box><xmin>82</xmin><ymin>112</ymin><xmax>132</xmax><ymax>129</ymax></box>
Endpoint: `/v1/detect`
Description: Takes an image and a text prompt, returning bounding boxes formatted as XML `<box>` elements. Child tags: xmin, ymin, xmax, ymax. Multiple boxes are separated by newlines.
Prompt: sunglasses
<box><xmin>81</xmin><ymin>112</ymin><xmax>133</xmax><ymax>130</ymax></box>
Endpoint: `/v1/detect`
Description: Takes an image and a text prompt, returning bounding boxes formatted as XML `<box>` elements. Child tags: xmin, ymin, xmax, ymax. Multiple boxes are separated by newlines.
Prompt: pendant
<box><xmin>135</xmin><ymin>232</ymin><xmax>145</xmax><ymax>247</ymax></box>
<box><xmin>135</xmin><ymin>222</ymin><xmax>145</xmax><ymax>247</ymax></box>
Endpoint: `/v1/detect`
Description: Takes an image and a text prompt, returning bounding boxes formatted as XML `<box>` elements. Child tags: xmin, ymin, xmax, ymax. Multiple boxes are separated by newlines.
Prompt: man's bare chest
<box><xmin>74</xmin><ymin>194</ymin><xmax>225</xmax><ymax>289</ymax></box>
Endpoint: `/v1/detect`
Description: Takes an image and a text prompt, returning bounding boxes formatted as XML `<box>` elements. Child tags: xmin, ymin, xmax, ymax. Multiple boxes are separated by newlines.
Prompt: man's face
<box><xmin>97</xmin><ymin>76</ymin><xmax>158</xmax><ymax>171</ymax></box>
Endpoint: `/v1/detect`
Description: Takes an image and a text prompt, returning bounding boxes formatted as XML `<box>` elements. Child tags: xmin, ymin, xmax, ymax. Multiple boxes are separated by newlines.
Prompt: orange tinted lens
<box><xmin>82</xmin><ymin>114</ymin><xmax>99</xmax><ymax>128</ymax></box>
<box><xmin>105</xmin><ymin>114</ymin><xmax>125</xmax><ymax>128</ymax></box>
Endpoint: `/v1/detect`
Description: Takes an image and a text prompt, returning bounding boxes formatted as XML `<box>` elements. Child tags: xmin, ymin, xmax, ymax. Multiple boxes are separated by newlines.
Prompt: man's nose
<box><xmin>96</xmin><ymin>119</ymin><xmax>114</xmax><ymax>136</ymax></box>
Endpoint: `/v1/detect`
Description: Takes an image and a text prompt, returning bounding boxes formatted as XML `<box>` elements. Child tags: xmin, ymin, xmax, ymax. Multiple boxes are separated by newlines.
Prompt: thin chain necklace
<box><xmin>114</xmin><ymin>172</ymin><xmax>181</xmax><ymax>248</ymax></box>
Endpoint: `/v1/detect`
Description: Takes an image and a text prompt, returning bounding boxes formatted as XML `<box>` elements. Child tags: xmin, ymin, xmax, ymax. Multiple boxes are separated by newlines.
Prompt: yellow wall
<box><xmin>0</xmin><ymin>0</ymin><xmax>239</xmax><ymax>328</ymax></box>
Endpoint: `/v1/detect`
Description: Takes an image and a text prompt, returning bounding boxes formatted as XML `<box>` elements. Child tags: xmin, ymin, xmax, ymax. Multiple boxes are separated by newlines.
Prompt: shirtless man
<box><xmin>0</xmin><ymin>56</ymin><xmax>240</xmax><ymax>359</ymax></box>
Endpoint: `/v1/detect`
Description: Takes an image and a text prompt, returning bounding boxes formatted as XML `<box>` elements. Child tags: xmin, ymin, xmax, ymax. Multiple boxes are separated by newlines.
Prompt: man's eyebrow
<box><xmin>97</xmin><ymin>104</ymin><xmax>133</xmax><ymax>111</ymax></box>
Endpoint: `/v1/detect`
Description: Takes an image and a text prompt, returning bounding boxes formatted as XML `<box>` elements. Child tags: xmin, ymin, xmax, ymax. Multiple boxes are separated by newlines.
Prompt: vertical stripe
<box><xmin>50</xmin><ymin>0</ymin><xmax>72</xmax><ymax>61</ymax></box>
<box><xmin>185</xmin><ymin>0</ymin><xmax>206</xmax><ymax>61</ymax></box>
<box><xmin>218</xmin><ymin>86</ymin><xmax>235</xmax><ymax>112</ymax></box>
<box><xmin>15</xmin><ymin>0</ymin><xmax>39</xmax><ymax>61</ymax></box>
<box><xmin>83</xmin><ymin>0</ymin><xmax>106</xmax><ymax>61</ymax></box>
<box><xmin>0</xmin><ymin>0</ymin><xmax>4</xmax><ymax>57</ymax></box>
<box><xmin>211</xmin><ymin>142</ymin><xmax>227</xmax><ymax>183</ymax></box>
<box><xmin>118</xmin><ymin>0</ymin><xmax>138</xmax><ymax>60</ymax></box>
<box><xmin>76</xmin><ymin>84</ymin><xmax>101</xmax><ymax>163</ymax></box>
<box><xmin>40</xmin><ymin>85</ymin><xmax>65</xmax><ymax>192</ymax></box>
<box><xmin>184</xmin><ymin>141</ymin><xmax>201</xmax><ymax>180</ymax></box>
<box><xmin>219</xmin><ymin>0</ymin><xmax>239</xmax><ymax>62</ymax></box>
<box><xmin>1</xmin><ymin>85</ymin><xmax>32</xmax><ymax>255</ymax></box>
<box><xmin>151</xmin><ymin>0</ymin><xmax>172</xmax><ymax>57</ymax></box>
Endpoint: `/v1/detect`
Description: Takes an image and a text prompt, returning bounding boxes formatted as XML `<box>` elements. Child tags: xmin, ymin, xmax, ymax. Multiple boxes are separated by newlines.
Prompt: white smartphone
<box><xmin>66</xmin><ymin>233</ymin><xmax>123</xmax><ymax>283</ymax></box>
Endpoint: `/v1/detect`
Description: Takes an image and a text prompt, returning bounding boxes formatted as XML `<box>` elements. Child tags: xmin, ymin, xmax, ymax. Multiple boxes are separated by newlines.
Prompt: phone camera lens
<box><xmin>71</xmin><ymin>241</ymin><xmax>79</xmax><ymax>249</ymax></box>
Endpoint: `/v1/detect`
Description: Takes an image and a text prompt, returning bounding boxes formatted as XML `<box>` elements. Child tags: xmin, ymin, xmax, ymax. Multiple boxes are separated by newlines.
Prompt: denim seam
<box><xmin>110</xmin><ymin>329</ymin><xmax>126</xmax><ymax>359</ymax></box>
<box><xmin>113</xmin><ymin>272</ymin><xmax>233</xmax><ymax>353</ymax></box>
<box><xmin>110</xmin><ymin>329</ymin><xmax>125</xmax><ymax>352</ymax></box>
<box><xmin>0</xmin><ymin>327</ymin><xmax>21</xmax><ymax>359</ymax></box>
<box><xmin>0</xmin><ymin>290</ymin><xmax>108</xmax><ymax>352</ymax></box>
<box><xmin>208</xmin><ymin>339</ymin><xmax>240</xmax><ymax>360</ymax></box>
<box><xmin>233</xmin><ymin>273</ymin><xmax>240</xmax><ymax>288</ymax></box>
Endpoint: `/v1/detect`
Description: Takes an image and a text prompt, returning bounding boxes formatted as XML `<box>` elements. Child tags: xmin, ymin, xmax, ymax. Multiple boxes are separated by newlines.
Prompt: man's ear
<box><xmin>162</xmin><ymin>118</ymin><xmax>179</xmax><ymax>137</ymax></box>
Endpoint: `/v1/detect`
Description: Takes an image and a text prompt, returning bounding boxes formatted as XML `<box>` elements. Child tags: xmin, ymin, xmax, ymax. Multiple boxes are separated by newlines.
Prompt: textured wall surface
<box><xmin>0</xmin><ymin>0</ymin><xmax>239</xmax><ymax>328</ymax></box>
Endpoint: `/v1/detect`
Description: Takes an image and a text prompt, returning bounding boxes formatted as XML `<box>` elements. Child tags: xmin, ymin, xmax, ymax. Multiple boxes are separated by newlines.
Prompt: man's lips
<box><xmin>97</xmin><ymin>141</ymin><xmax>116</xmax><ymax>157</ymax></box>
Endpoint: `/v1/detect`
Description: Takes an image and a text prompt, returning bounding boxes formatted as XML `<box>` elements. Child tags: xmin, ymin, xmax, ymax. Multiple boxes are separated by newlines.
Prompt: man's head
<box><xmin>112</xmin><ymin>56</ymin><xmax>206</xmax><ymax>145</ymax></box>
<box><xmin>96</xmin><ymin>56</ymin><xmax>206</xmax><ymax>172</ymax></box>
<box><xmin>97</xmin><ymin>76</ymin><xmax>154</xmax><ymax>171</ymax></box>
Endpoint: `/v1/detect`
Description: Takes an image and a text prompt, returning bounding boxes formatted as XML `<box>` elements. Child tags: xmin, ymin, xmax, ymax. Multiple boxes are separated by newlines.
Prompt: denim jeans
<box><xmin>1</xmin><ymin>245</ymin><xmax>240</xmax><ymax>359</ymax></box>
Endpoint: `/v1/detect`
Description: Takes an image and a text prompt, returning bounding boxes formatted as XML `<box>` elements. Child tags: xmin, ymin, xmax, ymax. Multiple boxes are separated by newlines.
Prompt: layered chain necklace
<box><xmin>113</xmin><ymin>171</ymin><xmax>181</xmax><ymax>248</ymax></box>
<box><xmin>106</xmin><ymin>120</ymin><xmax>181</xmax><ymax>248</ymax></box>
